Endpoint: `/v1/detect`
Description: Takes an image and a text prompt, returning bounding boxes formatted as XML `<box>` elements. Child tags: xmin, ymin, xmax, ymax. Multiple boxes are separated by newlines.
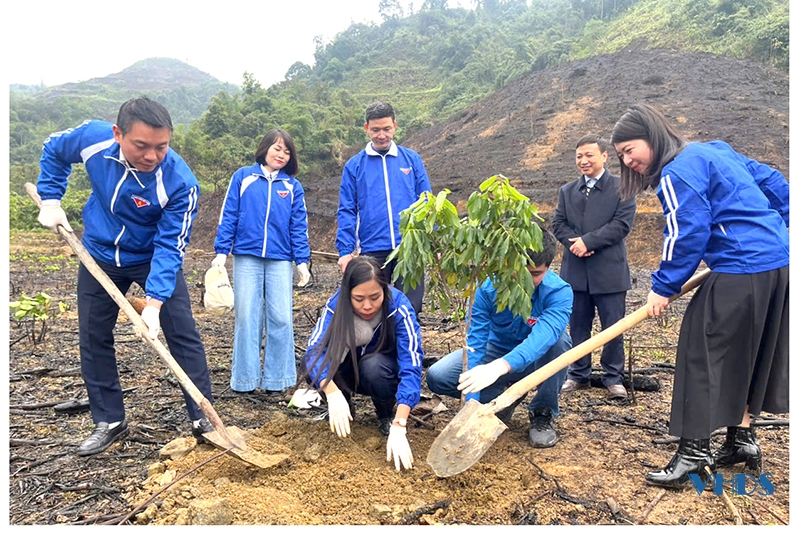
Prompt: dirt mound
<box><xmin>190</xmin><ymin>49</ymin><xmax>789</xmax><ymax>256</ymax></box>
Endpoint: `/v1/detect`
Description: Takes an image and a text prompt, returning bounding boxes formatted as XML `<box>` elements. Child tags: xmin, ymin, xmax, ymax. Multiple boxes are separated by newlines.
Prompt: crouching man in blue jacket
<box><xmin>35</xmin><ymin>96</ymin><xmax>215</xmax><ymax>456</ymax></box>
<box><xmin>426</xmin><ymin>230</ymin><xmax>573</xmax><ymax>448</ymax></box>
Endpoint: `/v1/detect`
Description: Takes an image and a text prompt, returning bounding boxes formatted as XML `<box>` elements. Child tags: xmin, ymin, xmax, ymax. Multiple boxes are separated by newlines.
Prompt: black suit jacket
<box><xmin>552</xmin><ymin>170</ymin><xmax>636</xmax><ymax>294</ymax></box>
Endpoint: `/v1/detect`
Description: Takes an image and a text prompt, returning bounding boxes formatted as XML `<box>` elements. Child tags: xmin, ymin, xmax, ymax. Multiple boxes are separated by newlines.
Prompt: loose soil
<box><xmin>7</xmin><ymin>49</ymin><xmax>789</xmax><ymax>527</ymax></box>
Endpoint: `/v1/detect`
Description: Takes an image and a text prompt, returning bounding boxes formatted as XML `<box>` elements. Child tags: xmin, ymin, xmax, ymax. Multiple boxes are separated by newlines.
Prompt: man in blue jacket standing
<box><xmin>336</xmin><ymin>102</ymin><xmax>432</xmax><ymax>314</ymax></box>
<box><xmin>36</xmin><ymin>96</ymin><xmax>215</xmax><ymax>456</ymax></box>
<box><xmin>426</xmin><ymin>231</ymin><xmax>573</xmax><ymax>448</ymax></box>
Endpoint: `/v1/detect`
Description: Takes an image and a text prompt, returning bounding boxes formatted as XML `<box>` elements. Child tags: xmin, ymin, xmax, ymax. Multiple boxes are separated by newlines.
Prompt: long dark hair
<box><xmin>610</xmin><ymin>104</ymin><xmax>687</xmax><ymax>199</ymax></box>
<box><xmin>255</xmin><ymin>128</ymin><xmax>298</xmax><ymax>176</ymax></box>
<box><xmin>302</xmin><ymin>256</ymin><xmax>395</xmax><ymax>391</ymax></box>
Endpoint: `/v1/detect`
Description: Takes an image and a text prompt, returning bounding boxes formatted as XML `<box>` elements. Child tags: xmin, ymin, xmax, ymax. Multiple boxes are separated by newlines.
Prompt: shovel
<box><xmin>426</xmin><ymin>267</ymin><xmax>711</xmax><ymax>477</ymax></box>
<box><xmin>26</xmin><ymin>183</ymin><xmax>288</xmax><ymax>469</ymax></box>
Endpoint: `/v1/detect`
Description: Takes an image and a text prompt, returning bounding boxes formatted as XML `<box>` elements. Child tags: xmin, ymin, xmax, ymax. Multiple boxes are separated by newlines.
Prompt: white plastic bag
<box><xmin>203</xmin><ymin>266</ymin><xmax>234</xmax><ymax>315</ymax></box>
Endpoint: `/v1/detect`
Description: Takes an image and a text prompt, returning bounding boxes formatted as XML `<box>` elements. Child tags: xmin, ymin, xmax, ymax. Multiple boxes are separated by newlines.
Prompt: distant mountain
<box><xmin>9</xmin><ymin>58</ymin><xmax>241</xmax><ymax>167</ymax></box>
<box><xmin>11</xmin><ymin>57</ymin><xmax>240</xmax><ymax>126</ymax></box>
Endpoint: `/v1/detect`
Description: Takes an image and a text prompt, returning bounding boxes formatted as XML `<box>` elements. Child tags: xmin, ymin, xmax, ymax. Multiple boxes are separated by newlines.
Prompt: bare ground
<box><xmin>6</xmin><ymin>231</ymin><xmax>789</xmax><ymax>527</ymax></box>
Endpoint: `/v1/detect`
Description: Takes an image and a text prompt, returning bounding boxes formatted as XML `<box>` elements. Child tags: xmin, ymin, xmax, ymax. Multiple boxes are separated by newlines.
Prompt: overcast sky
<box><xmin>3</xmin><ymin>0</ymin><xmax>392</xmax><ymax>87</ymax></box>
<box><xmin>3</xmin><ymin>0</ymin><xmax>472</xmax><ymax>89</ymax></box>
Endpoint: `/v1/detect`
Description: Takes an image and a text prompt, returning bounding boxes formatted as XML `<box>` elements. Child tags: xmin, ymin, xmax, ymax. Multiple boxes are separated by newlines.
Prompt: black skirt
<box><xmin>668</xmin><ymin>266</ymin><xmax>789</xmax><ymax>439</ymax></box>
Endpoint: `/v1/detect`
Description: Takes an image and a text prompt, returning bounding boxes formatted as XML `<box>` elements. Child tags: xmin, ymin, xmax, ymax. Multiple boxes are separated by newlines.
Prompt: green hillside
<box><xmin>8</xmin><ymin>0</ymin><xmax>788</xmax><ymax>231</ymax></box>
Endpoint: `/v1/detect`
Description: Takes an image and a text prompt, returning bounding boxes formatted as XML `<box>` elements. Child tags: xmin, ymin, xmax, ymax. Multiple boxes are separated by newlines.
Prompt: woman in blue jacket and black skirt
<box><xmin>611</xmin><ymin>104</ymin><xmax>789</xmax><ymax>489</ymax></box>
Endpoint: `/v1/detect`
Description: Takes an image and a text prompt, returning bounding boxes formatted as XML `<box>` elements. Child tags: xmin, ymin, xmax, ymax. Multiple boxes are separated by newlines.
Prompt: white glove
<box><xmin>326</xmin><ymin>389</ymin><xmax>352</xmax><ymax>438</ymax></box>
<box><xmin>211</xmin><ymin>254</ymin><xmax>227</xmax><ymax>269</ymax></box>
<box><xmin>288</xmin><ymin>388</ymin><xmax>322</xmax><ymax>409</ymax></box>
<box><xmin>140</xmin><ymin>305</ymin><xmax>161</xmax><ymax>340</ymax></box>
<box><xmin>37</xmin><ymin>200</ymin><xmax>73</xmax><ymax>233</ymax></box>
<box><xmin>457</xmin><ymin>359</ymin><xmax>511</xmax><ymax>396</ymax></box>
<box><xmin>296</xmin><ymin>262</ymin><xmax>311</xmax><ymax>287</ymax></box>
<box><xmin>386</xmin><ymin>424</ymin><xmax>414</xmax><ymax>471</ymax></box>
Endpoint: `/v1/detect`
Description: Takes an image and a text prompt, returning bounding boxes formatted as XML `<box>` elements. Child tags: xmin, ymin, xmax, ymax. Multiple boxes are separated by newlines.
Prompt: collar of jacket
<box><xmin>365</xmin><ymin>141</ymin><xmax>398</xmax><ymax>157</ymax></box>
<box><xmin>104</xmin><ymin>142</ymin><xmax>157</xmax><ymax>187</ymax></box>
<box><xmin>248</xmin><ymin>163</ymin><xmax>291</xmax><ymax>181</ymax></box>
<box><xmin>580</xmin><ymin>169</ymin><xmax>608</xmax><ymax>192</ymax></box>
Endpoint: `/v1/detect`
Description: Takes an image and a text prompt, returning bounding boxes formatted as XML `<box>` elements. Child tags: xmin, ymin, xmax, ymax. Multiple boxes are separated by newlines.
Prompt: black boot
<box><xmin>646</xmin><ymin>438</ymin><xmax>715</xmax><ymax>489</ymax></box>
<box><xmin>714</xmin><ymin>426</ymin><xmax>762</xmax><ymax>474</ymax></box>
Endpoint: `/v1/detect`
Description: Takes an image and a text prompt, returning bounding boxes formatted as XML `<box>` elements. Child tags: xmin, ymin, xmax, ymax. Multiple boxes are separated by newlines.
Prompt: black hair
<box><xmin>302</xmin><ymin>256</ymin><xmax>394</xmax><ymax>391</ymax></box>
<box><xmin>526</xmin><ymin>228</ymin><xmax>557</xmax><ymax>268</ymax></box>
<box><xmin>255</xmin><ymin>128</ymin><xmax>299</xmax><ymax>176</ymax></box>
<box><xmin>610</xmin><ymin>104</ymin><xmax>687</xmax><ymax>199</ymax></box>
<box><xmin>116</xmin><ymin>96</ymin><xmax>173</xmax><ymax>134</ymax></box>
<box><xmin>576</xmin><ymin>134</ymin><xmax>608</xmax><ymax>154</ymax></box>
<box><xmin>365</xmin><ymin>102</ymin><xmax>396</xmax><ymax>124</ymax></box>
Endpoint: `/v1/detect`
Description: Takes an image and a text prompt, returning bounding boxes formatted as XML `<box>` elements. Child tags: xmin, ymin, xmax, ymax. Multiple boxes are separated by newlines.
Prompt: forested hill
<box><xmin>10</xmin><ymin>58</ymin><xmax>239</xmax><ymax>163</ymax></box>
<box><xmin>8</xmin><ymin>0</ymin><xmax>789</xmax><ymax>234</ymax></box>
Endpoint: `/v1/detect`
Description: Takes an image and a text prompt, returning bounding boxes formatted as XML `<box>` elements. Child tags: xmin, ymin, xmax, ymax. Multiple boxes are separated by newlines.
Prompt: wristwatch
<box><xmin>392</xmin><ymin>417</ymin><xmax>407</xmax><ymax>427</ymax></box>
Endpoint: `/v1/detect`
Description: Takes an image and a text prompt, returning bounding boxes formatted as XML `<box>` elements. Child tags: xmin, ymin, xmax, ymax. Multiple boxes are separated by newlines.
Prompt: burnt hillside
<box><xmin>191</xmin><ymin>48</ymin><xmax>789</xmax><ymax>255</ymax></box>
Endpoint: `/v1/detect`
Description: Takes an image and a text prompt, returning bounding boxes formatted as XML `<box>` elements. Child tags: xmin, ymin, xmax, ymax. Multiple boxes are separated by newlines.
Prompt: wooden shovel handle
<box><xmin>491</xmin><ymin>268</ymin><xmax>712</xmax><ymax>411</ymax></box>
<box><xmin>25</xmin><ymin>183</ymin><xmax>240</xmax><ymax>448</ymax></box>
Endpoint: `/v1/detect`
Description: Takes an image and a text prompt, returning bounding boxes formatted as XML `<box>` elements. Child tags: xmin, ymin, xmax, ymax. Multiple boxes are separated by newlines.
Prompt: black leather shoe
<box><xmin>378</xmin><ymin>417</ymin><xmax>392</xmax><ymax>437</ymax></box>
<box><xmin>192</xmin><ymin>417</ymin><xmax>214</xmax><ymax>444</ymax></box>
<box><xmin>714</xmin><ymin>426</ymin><xmax>761</xmax><ymax>474</ymax></box>
<box><xmin>528</xmin><ymin>407</ymin><xmax>557</xmax><ymax>448</ymax></box>
<box><xmin>646</xmin><ymin>438</ymin><xmax>715</xmax><ymax>489</ymax></box>
<box><xmin>77</xmin><ymin>421</ymin><xmax>128</xmax><ymax>456</ymax></box>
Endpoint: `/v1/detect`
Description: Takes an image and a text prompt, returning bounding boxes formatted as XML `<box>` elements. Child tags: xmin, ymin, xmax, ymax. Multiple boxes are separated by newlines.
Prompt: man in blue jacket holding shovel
<box><xmin>426</xmin><ymin>230</ymin><xmax>573</xmax><ymax>448</ymax></box>
<box><xmin>35</xmin><ymin>96</ymin><xmax>215</xmax><ymax>456</ymax></box>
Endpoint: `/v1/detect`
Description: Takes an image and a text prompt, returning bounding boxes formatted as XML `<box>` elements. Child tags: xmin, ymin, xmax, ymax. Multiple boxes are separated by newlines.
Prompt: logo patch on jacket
<box><xmin>131</xmin><ymin>195</ymin><xmax>151</xmax><ymax>208</ymax></box>
<box><xmin>400</xmin><ymin>167</ymin><xmax>412</xmax><ymax>175</ymax></box>
<box><xmin>527</xmin><ymin>317</ymin><xmax>538</xmax><ymax>327</ymax></box>
<box><xmin>277</xmin><ymin>190</ymin><xmax>289</xmax><ymax>199</ymax></box>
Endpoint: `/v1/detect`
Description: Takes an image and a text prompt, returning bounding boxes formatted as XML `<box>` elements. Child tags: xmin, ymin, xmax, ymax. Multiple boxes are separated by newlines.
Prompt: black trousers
<box><xmin>334</xmin><ymin>352</ymin><xmax>399</xmax><ymax>419</ymax></box>
<box><xmin>77</xmin><ymin>259</ymin><xmax>214</xmax><ymax>424</ymax></box>
<box><xmin>362</xmin><ymin>250</ymin><xmax>424</xmax><ymax>315</ymax></box>
<box><xmin>566</xmin><ymin>290</ymin><xmax>627</xmax><ymax>387</ymax></box>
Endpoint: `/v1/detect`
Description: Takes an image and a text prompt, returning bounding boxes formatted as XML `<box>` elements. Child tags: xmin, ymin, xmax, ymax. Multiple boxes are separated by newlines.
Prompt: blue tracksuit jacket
<box><xmin>304</xmin><ymin>286</ymin><xmax>424</xmax><ymax>409</ymax></box>
<box><xmin>336</xmin><ymin>141</ymin><xmax>431</xmax><ymax>256</ymax></box>
<box><xmin>465</xmin><ymin>271</ymin><xmax>573</xmax><ymax>401</ymax></box>
<box><xmin>36</xmin><ymin>120</ymin><xmax>199</xmax><ymax>302</ymax></box>
<box><xmin>652</xmin><ymin>141</ymin><xmax>789</xmax><ymax>297</ymax></box>
<box><xmin>214</xmin><ymin>163</ymin><xmax>310</xmax><ymax>264</ymax></box>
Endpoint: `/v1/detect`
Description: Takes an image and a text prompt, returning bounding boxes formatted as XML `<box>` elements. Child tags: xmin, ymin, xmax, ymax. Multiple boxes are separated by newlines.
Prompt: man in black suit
<box><xmin>552</xmin><ymin>134</ymin><xmax>636</xmax><ymax>399</ymax></box>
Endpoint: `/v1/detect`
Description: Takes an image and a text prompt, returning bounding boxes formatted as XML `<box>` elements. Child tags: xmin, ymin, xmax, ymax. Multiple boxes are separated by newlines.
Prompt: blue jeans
<box><xmin>426</xmin><ymin>331</ymin><xmax>572</xmax><ymax>417</ymax></box>
<box><xmin>231</xmin><ymin>255</ymin><xmax>295</xmax><ymax>391</ymax></box>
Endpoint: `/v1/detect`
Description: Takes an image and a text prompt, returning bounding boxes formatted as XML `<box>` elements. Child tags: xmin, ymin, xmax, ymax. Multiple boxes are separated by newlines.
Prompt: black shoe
<box><xmin>192</xmin><ymin>417</ymin><xmax>214</xmax><ymax>444</ymax></box>
<box><xmin>528</xmin><ymin>408</ymin><xmax>557</xmax><ymax>448</ymax></box>
<box><xmin>77</xmin><ymin>421</ymin><xmax>129</xmax><ymax>456</ymax></box>
<box><xmin>495</xmin><ymin>395</ymin><xmax>525</xmax><ymax>425</ymax></box>
<box><xmin>378</xmin><ymin>417</ymin><xmax>392</xmax><ymax>437</ymax></box>
<box><xmin>646</xmin><ymin>438</ymin><xmax>715</xmax><ymax>489</ymax></box>
<box><xmin>714</xmin><ymin>426</ymin><xmax>762</xmax><ymax>474</ymax></box>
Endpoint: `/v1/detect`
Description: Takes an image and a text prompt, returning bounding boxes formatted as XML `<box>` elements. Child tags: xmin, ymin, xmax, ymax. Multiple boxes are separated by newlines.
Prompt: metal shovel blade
<box><xmin>202</xmin><ymin>426</ymin><xmax>290</xmax><ymax>469</ymax></box>
<box><xmin>426</xmin><ymin>399</ymin><xmax>508</xmax><ymax>477</ymax></box>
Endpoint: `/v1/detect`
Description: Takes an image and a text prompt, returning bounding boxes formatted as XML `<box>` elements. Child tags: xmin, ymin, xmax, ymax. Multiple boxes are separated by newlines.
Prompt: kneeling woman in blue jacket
<box><xmin>303</xmin><ymin>256</ymin><xmax>423</xmax><ymax>471</ymax></box>
<box><xmin>213</xmin><ymin>129</ymin><xmax>311</xmax><ymax>393</ymax></box>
